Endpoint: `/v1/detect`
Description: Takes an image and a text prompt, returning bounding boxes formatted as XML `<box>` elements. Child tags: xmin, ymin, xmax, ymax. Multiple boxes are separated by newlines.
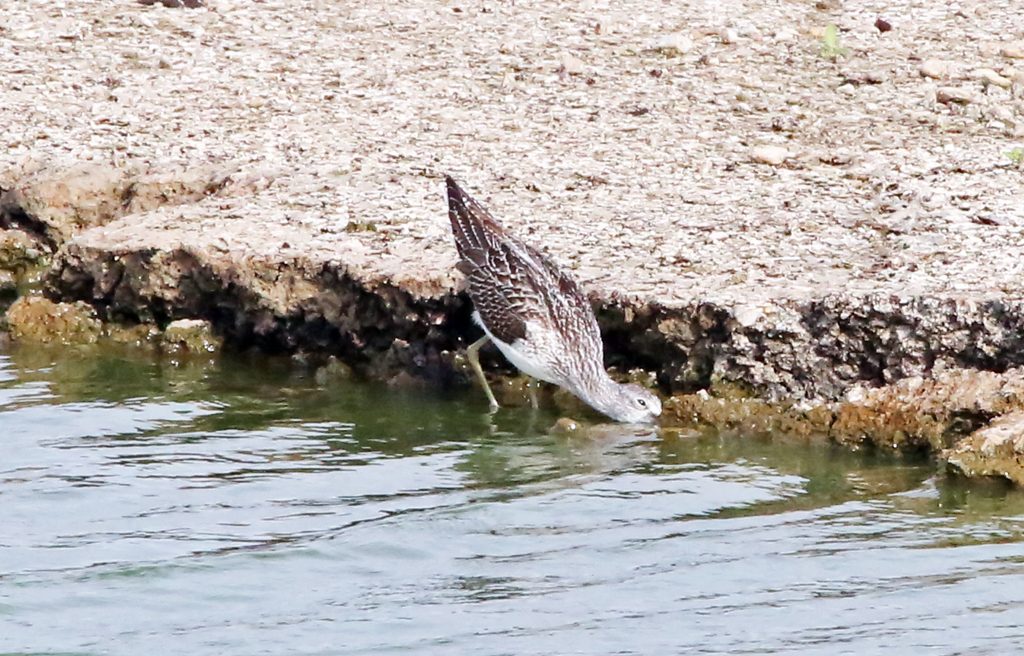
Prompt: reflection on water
<box><xmin>2</xmin><ymin>344</ymin><xmax>1024</xmax><ymax>655</ymax></box>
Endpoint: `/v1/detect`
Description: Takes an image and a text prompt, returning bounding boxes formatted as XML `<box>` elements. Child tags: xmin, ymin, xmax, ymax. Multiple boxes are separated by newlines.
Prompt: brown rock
<box><xmin>945</xmin><ymin>410</ymin><xmax>1024</xmax><ymax>485</ymax></box>
<box><xmin>162</xmin><ymin>318</ymin><xmax>222</xmax><ymax>354</ymax></box>
<box><xmin>5</xmin><ymin>297</ymin><xmax>102</xmax><ymax>345</ymax></box>
<box><xmin>0</xmin><ymin>229</ymin><xmax>45</xmax><ymax>271</ymax></box>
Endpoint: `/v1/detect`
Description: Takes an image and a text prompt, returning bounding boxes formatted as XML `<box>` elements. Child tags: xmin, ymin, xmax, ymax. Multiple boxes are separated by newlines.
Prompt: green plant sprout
<box><xmin>820</xmin><ymin>24</ymin><xmax>849</xmax><ymax>60</ymax></box>
<box><xmin>1007</xmin><ymin>147</ymin><xmax>1024</xmax><ymax>165</ymax></box>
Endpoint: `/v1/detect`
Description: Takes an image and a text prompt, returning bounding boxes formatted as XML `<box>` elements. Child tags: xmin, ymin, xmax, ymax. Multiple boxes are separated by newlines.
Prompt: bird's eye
<box><xmin>637</xmin><ymin>398</ymin><xmax>647</xmax><ymax>408</ymax></box>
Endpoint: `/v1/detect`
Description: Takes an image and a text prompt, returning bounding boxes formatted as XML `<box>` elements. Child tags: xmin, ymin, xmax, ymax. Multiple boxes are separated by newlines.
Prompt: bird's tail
<box><xmin>445</xmin><ymin>175</ymin><xmax>505</xmax><ymax>257</ymax></box>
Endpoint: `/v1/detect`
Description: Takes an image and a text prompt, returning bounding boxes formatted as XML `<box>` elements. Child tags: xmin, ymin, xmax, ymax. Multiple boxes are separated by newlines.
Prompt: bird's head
<box><xmin>592</xmin><ymin>381</ymin><xmax>662</xmax><ymax>424</ymax></box>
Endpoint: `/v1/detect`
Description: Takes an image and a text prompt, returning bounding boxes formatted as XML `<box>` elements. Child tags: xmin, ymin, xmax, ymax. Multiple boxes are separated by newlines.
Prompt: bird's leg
<box><xmin>527</xmin><ymin>379</ymin><xmax>540</xmax><ymax>409</ymax></box>
<box><xmin>466</xmin><ymin>336</ymin><xmax>499</xmax><ymax>412</ymax></box>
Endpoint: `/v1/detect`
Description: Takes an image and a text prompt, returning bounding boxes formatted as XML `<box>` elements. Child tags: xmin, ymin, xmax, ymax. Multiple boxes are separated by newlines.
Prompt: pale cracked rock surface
<box><xmin>2</xmin><ymin>0</ymin><xmax>1024</xmax><ymax>402</ymax></box>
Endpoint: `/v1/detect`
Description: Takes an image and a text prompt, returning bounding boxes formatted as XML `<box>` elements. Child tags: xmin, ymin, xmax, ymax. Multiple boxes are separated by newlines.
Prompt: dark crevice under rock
<box><xmin>49</xmin><ymin>248</ymin><xmax>480</xmax><ymax>387</ymax></box>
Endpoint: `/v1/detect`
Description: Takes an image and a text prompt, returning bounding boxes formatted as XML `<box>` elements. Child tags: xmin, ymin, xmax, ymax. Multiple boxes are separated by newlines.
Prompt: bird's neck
<box><xmin>572</xmin><ymin>370</ymin><xmax>620</xmax><ymax>416</ymax></box>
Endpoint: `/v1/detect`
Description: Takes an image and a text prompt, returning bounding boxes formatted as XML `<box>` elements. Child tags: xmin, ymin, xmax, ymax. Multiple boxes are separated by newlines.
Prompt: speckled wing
<box><xmin>446</xmin><ymin>176</ymin><xmax>600</xmax><ymax>351</ymax></box>
<box><xmin>531</xmin><ymin>247</ymin><xmax>603</xmax><ymax>360</ymax></box>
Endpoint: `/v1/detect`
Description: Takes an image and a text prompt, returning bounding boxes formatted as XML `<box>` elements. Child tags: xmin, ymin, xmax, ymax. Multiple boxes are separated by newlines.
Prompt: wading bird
<box><xmin>446</xmin><ymin>176</ymin><xmax>661</xmax><ymax>424</ymax></box>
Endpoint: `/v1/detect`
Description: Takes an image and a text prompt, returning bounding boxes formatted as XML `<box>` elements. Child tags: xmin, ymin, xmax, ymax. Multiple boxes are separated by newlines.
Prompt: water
<box><xmin>2</xmin><ymin>344</ymin><xmax>1024</xmax><ymax>655</ymax></box>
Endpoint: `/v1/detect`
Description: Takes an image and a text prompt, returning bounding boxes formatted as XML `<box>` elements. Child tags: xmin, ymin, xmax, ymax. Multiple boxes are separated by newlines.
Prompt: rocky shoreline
<box><xmin>3</xmin><ymin>0</ymin><xmax>1024</xmax><ymax>483</ymax></box>
<box><xmin>3</xmin><ymin>160</ymin><xmax>1024</xmax><ymax>485</ymax></box>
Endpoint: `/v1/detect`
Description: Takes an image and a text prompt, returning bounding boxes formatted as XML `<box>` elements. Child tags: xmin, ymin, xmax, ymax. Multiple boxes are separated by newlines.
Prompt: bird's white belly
<box><xmin>473</xmin><ymin>311</ymin><xmax>561</xmax><ymax>385</ymax></box>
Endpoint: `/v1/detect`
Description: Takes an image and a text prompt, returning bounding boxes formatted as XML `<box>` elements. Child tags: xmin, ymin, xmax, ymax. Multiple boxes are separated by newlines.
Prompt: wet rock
<box><xmin>162</xmin><ymin>318</ymin><xmax>222</xmax><ymax>354</ymax></box>
<box><xmin>831</xmin><ymin>367</ymin><xmax>1024</xmax><ymax>451</ymax></box>
<box><xmin>945</xmin><ymin>411</ymin><xmax>1024</xmax><ymax>485</ymax></box>
<box><xmin>935</xmin><ymin>86</ymin><xmax>977</xmax><ymax>105</ymax></box>
<box><xmin>664</xmin><ymin>392</ymin><xmax>833</xmax><ymax>441</ymax></box>
<box><xmin>386</xmin><ymin>370</ymin><xmax>429</xmax><ymax>389</ymax></box>
<box><xmin>0</xmin><ymin>230</ymin><xmax>45</xmax><ymax>271</ymax></box>
<box><xmin>625</xmin><ymin>368</ymin><xmax>658</xmax><ymax>388</ymax></box>
<box><xmin>750</xmin><ymin>145</ymin><xmax>789</xmax><ymax>165</ymax></box>
<box><xmin>5</xmin><ymin>297</ymin><xmax>102</xmax><ymax>345</ymax></box>
<box><xmin>497</xmin><ymin>375</ymin><xmax>537</xmax><ymax>407</ymax></box>
<box><xmin>662</xmin><ymin>365</ymin><xmax>1024</xmax><ymax>458</ymax></box>
<box><xmin>105</xmin><ymin>323</ymin><xmax>162</xmax><ymax>347</ymax></box>
<box><xmin>549</xmin><ymin>416</ymin><xmax>584</xmax><ymax>436</ymax></box>
<box><xmin>314</xmin><ymin>356</ymin><xmax>355</xmax><ymax>385</ymax></box>
<box><xmin>0</xmin><ymin>270</ymin><xmax>16</xmax><ymax>296</ymax></box>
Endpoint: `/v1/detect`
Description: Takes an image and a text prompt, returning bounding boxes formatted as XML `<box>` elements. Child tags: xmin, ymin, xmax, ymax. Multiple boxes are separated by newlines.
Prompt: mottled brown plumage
<box><xmin>445</xmin><ymin>175</ymin><xmax>662</xmax><ymax>424</ymax></box>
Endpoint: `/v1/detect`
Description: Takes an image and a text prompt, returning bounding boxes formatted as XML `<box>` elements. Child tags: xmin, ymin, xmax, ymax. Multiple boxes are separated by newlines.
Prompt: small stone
<box><xmin>734</xmin><ymin>304</ymin><xmax>765</xmax><ymax>327</ymax></box>
<box><xmin>1000</xmin><ymin>42</ymin><xmax>1024</xmax><ymax>59</ymax></box>
<box><xmin>845</xmin><ymin>385</ymin><xmax>868</xmax><ymax>403</ymax></box>
<box><xmin>314</xmin><ymin>356</ymin><xmax>354</xmax><ymax>385</ymax></box>
<box><xmin>874</xmin><ymin>17</ymin><xmax>892</xmax><ymax>33</ymax></box>
<box><xmin>919</xmin><ymin>59</ymin><xmax>952</xmax><ymax>79</ymax></box>
<box><xmin>773</xmin><ymin>28</ymin><xmax>797</xmax><ymax>42</ymax></box>
<box><xmin>837</xmin><ymin>83</ymin><xmax>856</xmax><ymax>95</ymax></box>
<box><xmin>975</xmin><ymin>68</ymin><xmax>1012</xmax><ymax>88</ymax></box>
<box><xmin>138</xmin><ymin>0</ymin><xmax>205</xmax><ymax>7</ymax></box>
<box><xmin>719</xmin><ymin>27</ymin><xmax>739</xmax><ymax>44</ymax></box>
<box><xmin>750</xmin><ymin>145</ymin><xmax>790</xmax><ymax>165</ymax></box>
<box><xmin>654</xmin><ymin>33</ymin><xmax>693</xmax><ymax>56</ymax></box>
<box><xmin>594</xmin><ymin>16</ymin><xmax>617</xmax><ymax>35</ymax></box>
<box><xmin>842</xmin><ymin>70</ymin><xmax>886</xmax><ymax>86</ymax></box>
<box><xmin>557</xmin><ymin>52</ymin><xmax>585</xmax><ymax>76</ymax></box>
<box><xmin>936</xmin><ymin>86</ymin><xmax>976</xmax><ymax>104</ymax></box>
<box><xmin>549</xmin><ymin>417</ymin><xmax>583</xmax><ymax>436</ymax></box>
<box><xmin>162</xmin><ymin>318</ymin><xmax>221</xmax><ymax>354</ymax></box>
